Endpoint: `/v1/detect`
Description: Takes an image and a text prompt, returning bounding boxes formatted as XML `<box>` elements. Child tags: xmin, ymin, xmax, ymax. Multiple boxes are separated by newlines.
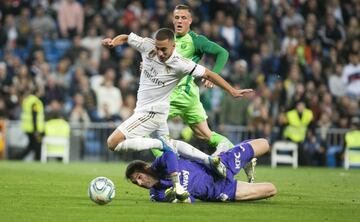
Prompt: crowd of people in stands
<box><xmin>0</xmin><ymin>0</ymin><xmax>359</xmax><ymax>165</ymax></box>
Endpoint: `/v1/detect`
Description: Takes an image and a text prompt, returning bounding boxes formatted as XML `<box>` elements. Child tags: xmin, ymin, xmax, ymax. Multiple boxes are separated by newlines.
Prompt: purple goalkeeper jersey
<box><xmin>149</xmin><ymin>140</ymin><xmax>254</xmax><ymax>202</ymax></box>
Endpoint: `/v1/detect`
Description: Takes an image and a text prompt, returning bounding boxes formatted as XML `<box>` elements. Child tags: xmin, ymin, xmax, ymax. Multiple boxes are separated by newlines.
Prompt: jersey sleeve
<box><xmin>150</xmin><ymin>188</ymin><xmax>167</xmax><ymax>202</ymax></box>
<box><xmin>194</xmin><ymin>34</ymin><xmax>229</xmax><ymax>74</ymax></box>
<box><xmin>127</xmin><ymin>32</ymin><xmax>154</xmax><ymax>53</ymax></box>
<box><xmin>176</xmin><ymin>57</ymin><xmax>206</xmax><ymax>78</ymax></box>
<box><xmin>149</xmin><ymin>189</ymin><xmax>196</xmax><ymax>203</ymax></box>
<box><xmin>151</xmin><ymin>151</ymin><xmax>179</xmax><ymax>175</ymax></box>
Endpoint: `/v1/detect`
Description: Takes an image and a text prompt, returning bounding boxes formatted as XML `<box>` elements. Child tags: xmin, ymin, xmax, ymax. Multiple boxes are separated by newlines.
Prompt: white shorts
<box><xmin>117</xmin><ymin>111</ymin><xmax>169</xmax><ymax>139</ymax></box>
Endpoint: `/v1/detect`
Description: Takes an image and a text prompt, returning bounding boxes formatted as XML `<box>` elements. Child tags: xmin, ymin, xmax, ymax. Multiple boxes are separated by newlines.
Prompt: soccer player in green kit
<box><xmin>151</xmin><ymin>4</ymin><xmax>235</xmax><ymax>158</ymax></box>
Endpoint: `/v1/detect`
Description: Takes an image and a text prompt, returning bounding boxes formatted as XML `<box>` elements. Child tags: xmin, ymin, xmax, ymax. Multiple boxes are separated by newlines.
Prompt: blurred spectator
<box><xmin>3</xmin><ymin>14</ymin><xmax>18</xmax><ymax>49</ymax></box>
<box><xmin>53</xmin><ymin>58</ymin><xmax>72</xmax><ymax>90</ymax></box>
<box><xmin>17</xmin><ymin>89</ymin><xmax>44</xmax><ymax>161</ymax></box>
<box><xmin>0</xmin><ymin>62</ymin><xmax>12</xmax><ymax>95</ymax></box>
<box><xmin>0</xmin><ymin>22</ymin><xmax>8</xmax><ymax>48</ymax></box>
<box><xmin>15</xmin><ymin>7</ymin><xmax>31</xmax><ymax>48</ymax></box>
<box><xmin>328</xmin><ymin>63</ymin><xmax>346</xmax><ymax>97</ymax></box>
<box><xmin>341</xmin><ymin>51</ymin><xmax>360</xmax><ymax>100</ymax></box>
<box><xmin>308</xmin><ymin>59</ymin><xmax>324</xmax><ymax>87</ymax></box>
<box><xmin>64</xmin><ymin>35</ymin><xmax>90</xmax><ymax>66</ymax></box>
<box><xmin>30</xmin><ymin>6</ymin><xmax>57</xmax><ymax>39</ymax></box>
<box><xmin>281</xmin><ymin>6</ymin><xmax>304</xmax><ymax>32</ymax></box>
<box><xmin>27</xmin><ymin>34</ymin><xmax>45</xmax><ymax>65</ymax></box>
<box><xmin>75</xmin><ymin>75</ymin><xmax>98</xmax><ymax>121</ymax></box>
<box><xmin>239</xmin><ymin>18</ymin><xmax>258</xmax><ymax>63</ymax></box>
<box><xmin>318</xmin><ymin>14</ymin><xmax>346</xmax><ymax>49</ymax></box>
<box><xmin>219</xmin><ymin>15</ymin><xmax>241</xmax><ymax>59</ymax></box>
<box><xmin>281</xmin><ymin>25</ymin><xmax>299</xmax><ymax>55</ymax></box>
<box><xmin>229</xmin><ymin>59</ymin><xmax>253</xmax><ymax>89</ymax></box>
<box><xmin>283</xmin><ymin>101</ymin><xmax>314</xmax><ymax>165</ymax></box>
<box><xmin>346</xmin><ymin>16</ymin><xmax>360</xmax><ymax>40</ymax></box>
<box><xmin>69</xmin><ymin>93</ymin><xmax>91</xmax><ymax>125</ymax></box>
<box><xmin>43</xmin><ymin>74</ymin><xmax>65</xmax><ymax>106</ymax></box>
<box><xmin>57</xmin><ymin>0</ymin><xmax>84</xmax><ymax>39</ymax></box>
<box><xmin>303</xmin><ymin>129</ymin><xmax>326</xmax><ymax>166</ymax></box>
<box><xmin>81</xmin><ymin>26</ymin><xmax>103</xmax><ymax>64</ymax></box>
<box><xmin>95</xmin><ymin>68</ymin><xmax>122</xmax><ymax>121</ymax></box>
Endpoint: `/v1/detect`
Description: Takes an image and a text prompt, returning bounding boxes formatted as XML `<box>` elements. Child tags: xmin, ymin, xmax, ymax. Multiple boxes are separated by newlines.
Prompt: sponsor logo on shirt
<box><xmin>143</xmin><ymin>67</ymin><xmax>165</xmax><ymax>87</ymax></box>
<box><xmin>234</xmin><ymin>152</ymin><xmax>241</xmax><ymax>169</ymax></box>
<box><xmin>234</xmin><ymin>145</ymin><xmax>245</xmax><ymax>169</ymax></box>
<box><xmin>181</xmin><ymin>170</ymin><xmax>190</xmax><ymax>191</ymax></box>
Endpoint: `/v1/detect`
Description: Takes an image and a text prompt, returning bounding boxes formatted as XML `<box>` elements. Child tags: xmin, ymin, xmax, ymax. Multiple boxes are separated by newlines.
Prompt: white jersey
<box><xmin>127</xmin><ymin>32</ymin><xmax>206</xmax><ymax>114</ymax></box>
<box><xmin>341</xmin><ymin>63</ymin><xmax>360</xmax><ymax>96</ymax></box>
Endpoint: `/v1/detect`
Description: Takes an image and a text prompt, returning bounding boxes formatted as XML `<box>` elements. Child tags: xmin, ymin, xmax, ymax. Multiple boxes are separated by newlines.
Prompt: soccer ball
<box><xmin>88</xmin><ymin>177</ymin><xmax>115</xmax><ymax>205</ymax></box>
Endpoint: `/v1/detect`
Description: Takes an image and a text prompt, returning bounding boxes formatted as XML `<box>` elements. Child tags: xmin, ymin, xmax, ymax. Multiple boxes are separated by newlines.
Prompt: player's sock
<box><xmin>173</xmin><ymin>139</ymin><xmax>209</xmax><ymax>164</ymax></box>
<box><xmin>209</xmin><ymin>132</ymin><xmax>234</xmax><ymax>156</ymax></box>
<box><xmin>114</xmin><ymin>138</ymin><xmax>162</xmax><ymax>152</ymax></box>
<box><xmin>150</xmin><ymin>136</ymin><xmax>174</xmax><ymax>157</ymax></box>
<box><xmin>244</xmin><ymin>158</ymin><xmax>257</xmax><ymax>183</ymax></box>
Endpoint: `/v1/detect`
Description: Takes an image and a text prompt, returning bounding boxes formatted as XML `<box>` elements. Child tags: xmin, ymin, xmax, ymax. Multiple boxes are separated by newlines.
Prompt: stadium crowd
<box><xmin>0</xmin><ymin>0</ymin><xmax>359</xmax><ymax>166</ymax></box>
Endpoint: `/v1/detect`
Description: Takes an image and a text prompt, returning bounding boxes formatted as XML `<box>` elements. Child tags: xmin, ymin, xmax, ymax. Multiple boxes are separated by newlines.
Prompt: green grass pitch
<box><xmin>1</xmin><ymin>161</ymin><xmax>359</xmax><ymax>222</ymax></box>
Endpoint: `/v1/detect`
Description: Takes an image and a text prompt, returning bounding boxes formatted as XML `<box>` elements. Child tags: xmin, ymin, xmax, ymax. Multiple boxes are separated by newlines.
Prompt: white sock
<box><xmin>114</xmin><ymin>138</ymin><xmax>162</xmax><ymax>152</ymax></box>
<box><xmin>173</xmin><ymin>140</ymin><xmax>210</xmax><ymax>166</ymax></box>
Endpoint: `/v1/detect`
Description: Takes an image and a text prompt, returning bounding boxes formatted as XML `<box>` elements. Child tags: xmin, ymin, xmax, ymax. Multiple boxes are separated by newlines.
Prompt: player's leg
<box><xmin>108</xmin><ymin>112</ymin><xmax>165</xmax><ymax>152</ymax></box>
<box><xmin>247</xmin><ymin>138</ymin><xmax>270</xmax><ymax>157</ymax></box>
<box><xmin>107</xmin><ymin>128</ymin><xmax>126</xmax><ymax>151</ymax></box>
<box><xmin>235</xmin><ymin>181</ymin><xmax>277</xmax><ymax>201</ymax></box>
<box><xmin>190</xmin><ymin>121</ymin><xmax>234</xmax><ymax>156</ymax></box>
<box><xmin>172</xmin><ymin>139</ymin><xmax>227</xmax><ymax>178</ymax></box>
<box><xmin>237</xmin><ymin>138</ymin><xmax>270</xmax><ymax>183</ymax></box>
<box><xmin>184</xmin><ymin>98</ymin><xmax>234</xmax><ymax>155</ymax></box>
<box><xmin>243</xmin><ymin>139</ymin><xmax>270</xmax><ymax>183</ymax></box>
<box><xmin>150</xmin><ymin>97</ymin><xmax>184</xmax><ymax>158</ymax></box>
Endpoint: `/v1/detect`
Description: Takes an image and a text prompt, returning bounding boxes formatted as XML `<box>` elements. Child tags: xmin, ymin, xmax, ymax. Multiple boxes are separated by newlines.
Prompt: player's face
<box><xmin>173</xmin><ymin>9</ymin><xmax>192</xmax><ymax>36</ymax></box>
<box><xmin>155</xmin><ymin>39</ymin><xmax>175</xmax><ymax>62</ymax></box>
<box><xmin>130</xmin><ymin>172</ymin><xmax>158</xmax><ymax>189</ymax></box>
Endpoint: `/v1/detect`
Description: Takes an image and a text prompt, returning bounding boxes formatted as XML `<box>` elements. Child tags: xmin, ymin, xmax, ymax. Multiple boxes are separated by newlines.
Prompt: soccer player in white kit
<box><xmin>102</xmin><ymin>28</ymin><xmax>252</xmax><ymax>176</ymax></box>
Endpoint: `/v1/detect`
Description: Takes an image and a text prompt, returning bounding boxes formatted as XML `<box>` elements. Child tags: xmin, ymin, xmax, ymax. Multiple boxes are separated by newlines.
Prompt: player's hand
<box><xmin>231</xmin><ymin>88</ymin><xmax>254</xmax><ymax>98</ymax></box>
<box><xmin>102</xmin><ymin>38</ymin><xmax>115</xmax><ymax>48</ymax></box>
<box><xmin>165</xmin><ymin>187</ymin><xmax>176</xmax><ymax>202</ymax></box>
<box><xmin>202</xmin><ymin>79</ymin><xmax>214</xmax><ymax>88</ymax></box>
<box><xmin>166</xmin><ymin>186</ymin><xmax>190</xmax><ymax>202</ymax></box>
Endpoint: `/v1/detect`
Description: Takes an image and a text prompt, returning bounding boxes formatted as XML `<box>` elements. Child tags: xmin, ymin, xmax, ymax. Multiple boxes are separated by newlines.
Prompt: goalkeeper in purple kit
<box><xmin>125</xmin><ymin>138</ymin><xmax>277</xmax><ymax>203</ymax></box>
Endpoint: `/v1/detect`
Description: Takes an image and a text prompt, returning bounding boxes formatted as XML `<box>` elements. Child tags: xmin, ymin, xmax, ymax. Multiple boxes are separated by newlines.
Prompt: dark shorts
<box><xmin>215</xmin><ymin>141</ymin><xmax>255</xmax><ymax>201</ymax></box>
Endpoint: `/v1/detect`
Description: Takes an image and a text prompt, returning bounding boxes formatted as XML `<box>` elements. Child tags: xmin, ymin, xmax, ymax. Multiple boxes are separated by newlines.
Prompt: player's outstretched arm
<box><xmin>202</xmin><ymin>69</ymin><xmax>254</xmax><ymax>97</ymax></box>
<box><xmin>102</xmin><ymin>34</ymin><xmax>129</xmax><ymax>48</ymax></box>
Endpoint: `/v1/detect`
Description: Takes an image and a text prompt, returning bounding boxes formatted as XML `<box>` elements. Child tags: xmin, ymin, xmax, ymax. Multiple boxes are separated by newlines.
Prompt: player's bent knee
<box><xmin>267</xmin><ymin>183</ymin><xmax>277</xmax><ymax>197</ymax></box>
<box><xmin>261</xmin><ymin>138</ymin><xmax>270</xmax><ymax>152</ymax></box>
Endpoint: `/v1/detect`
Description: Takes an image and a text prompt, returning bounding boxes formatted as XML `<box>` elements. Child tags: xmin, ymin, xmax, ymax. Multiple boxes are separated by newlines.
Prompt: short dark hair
<box><xmin>155</xmin><ymin>28</ymin><xmax>175</xmax><ymax>41</ymax></box>
<box><xmin>125</xmin><ymin>160</ymin><xmax>158</xmax><ymax>180</ymax></box>
<box><xmin>174</xmin><ymin>4</ymin><xmax>191</xmax><ymax>13</ymax></box>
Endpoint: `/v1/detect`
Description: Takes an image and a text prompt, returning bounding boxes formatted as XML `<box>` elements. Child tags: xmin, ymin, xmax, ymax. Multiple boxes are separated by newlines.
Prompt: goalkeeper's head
<box><xmin>125</xmin><ymin>160</ymin><xmax>159</xmax><ymax>189</ymax></box>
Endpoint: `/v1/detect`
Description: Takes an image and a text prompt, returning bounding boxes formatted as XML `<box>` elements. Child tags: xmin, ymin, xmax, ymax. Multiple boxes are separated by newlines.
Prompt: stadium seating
<box><xmin>41</xmin><ymin>119</ymin><xmax>71</xmax><ymax>163</ymax></box>
<box><xmin>41</xmin><ymin>136</ymin><xmax>70</xmax><ymax>163</ymax></box>
<box><xmin>271</xmin><ymin>141</ymin><xmax>298</xmax><ymax>168</ymax></box>
<box><xmin>344</xmin><ymin>147</ymin><xmax>360</xmax><ymax>169</ymax></box>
